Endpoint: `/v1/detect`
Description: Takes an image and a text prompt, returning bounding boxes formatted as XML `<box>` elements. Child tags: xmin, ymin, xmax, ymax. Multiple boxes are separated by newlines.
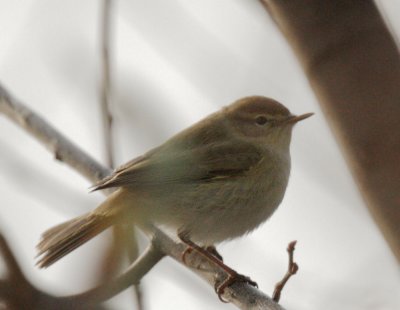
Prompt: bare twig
<box><xmin>0</xmin><ymin>83</ymin><xmax>286</xmax><ymax>309</ymax></box>
<box><xmin>100</xmin><ymin>0</ymin><xmax>114</xmax><ymax>167</ymax></box>
<box><xmin>273</xmin><ymin>241</ymin><xmax>299</xmax><ymax>302</ymax></box>
<box><xmin>98</xmin><ymin>1</ymin><xmax>143</xmax><ymax>307</ymax></box>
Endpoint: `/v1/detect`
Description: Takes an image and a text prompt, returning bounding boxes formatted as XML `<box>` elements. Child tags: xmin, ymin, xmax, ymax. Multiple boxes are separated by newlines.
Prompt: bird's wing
<box><xmin>91</xmin><ymin>142</ymin><xmax>262</xmax><ymax>191</ymax></box>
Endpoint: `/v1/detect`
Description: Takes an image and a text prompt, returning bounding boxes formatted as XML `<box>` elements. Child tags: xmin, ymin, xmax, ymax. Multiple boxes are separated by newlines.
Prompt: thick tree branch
<box><xmin>261</xmin><ymin>0</ymin><xmax>400</xmax><ymax>261</ymax></box>
<box><xmin>0</xmin><ymin>83</ymin><xmax>285</xmax><ymax>309</ymax></box>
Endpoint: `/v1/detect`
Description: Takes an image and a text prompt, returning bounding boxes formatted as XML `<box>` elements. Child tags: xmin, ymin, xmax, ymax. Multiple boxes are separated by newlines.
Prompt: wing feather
<box><xmin>92</xmin><ymin>141</ymin><xmax>262</xmax><ymax>191</ymax></box>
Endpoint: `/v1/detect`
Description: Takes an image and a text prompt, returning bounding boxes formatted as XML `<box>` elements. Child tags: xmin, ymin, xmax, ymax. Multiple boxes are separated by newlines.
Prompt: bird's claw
<box><xmin>181</xmin><ymin>246</ymin><xmax>193</xmax><ymax>264</ymax></box>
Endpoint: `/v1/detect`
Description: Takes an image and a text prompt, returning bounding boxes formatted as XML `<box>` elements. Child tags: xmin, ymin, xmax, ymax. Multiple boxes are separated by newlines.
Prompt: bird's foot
<box><xmin>215</xmin><ymin>271</ymin><xmax>258</xmax><ymax>302</ymax></box>
<box><xmin>181</xmin><ymin>246</ymin><xmax>193</xmax><ymax>264</ymax></box>
<box><xmin>178</xmin><ymin>233</ymin><xmax>256</xmax><ymax>302</ymax></box>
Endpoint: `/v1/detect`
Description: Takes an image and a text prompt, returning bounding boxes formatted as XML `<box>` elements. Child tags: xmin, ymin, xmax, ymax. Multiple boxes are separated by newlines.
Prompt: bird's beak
<box><xmin>284</xmin><ymin>112</ymin><xmax>314</xmax><ymax>125</ymax></box>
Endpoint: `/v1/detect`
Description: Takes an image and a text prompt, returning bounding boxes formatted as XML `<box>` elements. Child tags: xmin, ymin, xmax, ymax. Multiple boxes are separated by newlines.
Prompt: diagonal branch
<box><xmin>0</xmin><ymin>82</ymin><xmax>286</xmax><ymax>309</ymax></box>
<box><xmin>0</xmin><ymin>84</ymin><xmax>109</xmax><ymax>184</ymax></box>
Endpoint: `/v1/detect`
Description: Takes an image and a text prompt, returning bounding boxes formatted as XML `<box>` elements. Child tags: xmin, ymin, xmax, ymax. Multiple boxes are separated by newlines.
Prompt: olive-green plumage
<box><xmin>36</xmin><ymin>96</ymin><xmax>312</xmax><ymax>268</ymax></box>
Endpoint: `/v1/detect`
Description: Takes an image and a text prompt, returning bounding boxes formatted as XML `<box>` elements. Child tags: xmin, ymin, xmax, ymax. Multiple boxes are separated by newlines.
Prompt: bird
<box><xmin>36</xmin><ymin>96</ymin><xmax>312</xmax><ymax>284</ymax></box>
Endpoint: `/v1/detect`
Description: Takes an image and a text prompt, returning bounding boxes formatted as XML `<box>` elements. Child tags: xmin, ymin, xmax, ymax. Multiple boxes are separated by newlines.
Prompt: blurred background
<box><xmin>0</xmin><ymin>1</ymin><xmax>399</xmax><ymax>309</ymax></box>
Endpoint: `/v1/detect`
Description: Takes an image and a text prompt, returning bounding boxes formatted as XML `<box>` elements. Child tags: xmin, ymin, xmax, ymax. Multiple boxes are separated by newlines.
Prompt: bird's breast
<box><xmin>174</xmin><ymin>151</ymin><xmax>291</xmax><ymax>244</ymax></box>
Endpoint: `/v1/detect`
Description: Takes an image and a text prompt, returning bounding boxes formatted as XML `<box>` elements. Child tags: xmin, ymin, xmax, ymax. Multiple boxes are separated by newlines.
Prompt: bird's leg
<box><xmin>181</xmin><ymin>245</ymin><xmax>223</xmax><ymax>265</ymax></box>
<box><xmin>204</xmin><ymin>245</ymin><xmax>223</xmax><ymax>261</ymax></box>
<box><xmin>178</xmin><ymin>233</ymin><xmax>257</xmax><ymax>302</ymax></box>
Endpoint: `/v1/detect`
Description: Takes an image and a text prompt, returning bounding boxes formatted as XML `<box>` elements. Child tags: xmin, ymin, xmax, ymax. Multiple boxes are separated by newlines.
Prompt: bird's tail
<box><xmin>36</xmin><ymin>211</ymin><xmax>114</xmax><ymax>268</ymax></box>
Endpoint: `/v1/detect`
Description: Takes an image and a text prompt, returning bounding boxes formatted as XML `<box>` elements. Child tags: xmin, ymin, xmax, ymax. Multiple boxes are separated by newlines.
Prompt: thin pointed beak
<box><xmin>285</xmin><ymin>112</ymin><xmax>314</xmax><ymax>125</ymax></box>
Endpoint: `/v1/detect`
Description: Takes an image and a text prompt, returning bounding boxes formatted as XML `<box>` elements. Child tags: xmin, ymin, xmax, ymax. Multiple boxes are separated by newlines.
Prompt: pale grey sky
<box><xmin>0</xmin><ymin>1</ymin><xmax>399</xmax><ymax>309</ymax></box>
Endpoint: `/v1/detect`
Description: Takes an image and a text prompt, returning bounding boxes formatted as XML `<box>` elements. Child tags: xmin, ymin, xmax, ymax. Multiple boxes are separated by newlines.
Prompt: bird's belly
<box><xmin>195</xmin><ymin>181</ymin><xmax>284</xmax><ymax>244</ymax></box>
<box><xmin>151</xmin><ymin>172</ymin><xmax>288</xmax><ymax>245</ymax></box>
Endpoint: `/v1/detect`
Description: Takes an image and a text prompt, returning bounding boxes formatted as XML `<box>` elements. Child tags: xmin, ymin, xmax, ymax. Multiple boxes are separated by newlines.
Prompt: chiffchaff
<box><xmin>36</xmin><ymin>96</ymin><xmax>312</xmax><ymax>269</ymax></box>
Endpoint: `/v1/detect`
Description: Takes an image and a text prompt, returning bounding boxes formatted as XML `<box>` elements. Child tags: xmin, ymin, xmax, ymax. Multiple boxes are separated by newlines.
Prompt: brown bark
<box><xmin>261</xmin><ymin>0</ymin><xmax>400</xmax><ymax>261</ymax></box>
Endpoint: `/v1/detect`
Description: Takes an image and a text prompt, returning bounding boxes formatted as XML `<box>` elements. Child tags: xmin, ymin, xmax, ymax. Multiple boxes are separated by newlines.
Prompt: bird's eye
<box><xmin>255</xmin><ymin>115</ymin><xmax>268</xmax><ymax>126</ymax></box>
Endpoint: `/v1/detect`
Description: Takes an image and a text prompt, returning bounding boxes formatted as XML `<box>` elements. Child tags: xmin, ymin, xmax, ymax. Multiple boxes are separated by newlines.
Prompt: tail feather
<box><xmin>36</xmin><ymin>213</ymin><xmax>113</xmax><ymax>268</ymax></box>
